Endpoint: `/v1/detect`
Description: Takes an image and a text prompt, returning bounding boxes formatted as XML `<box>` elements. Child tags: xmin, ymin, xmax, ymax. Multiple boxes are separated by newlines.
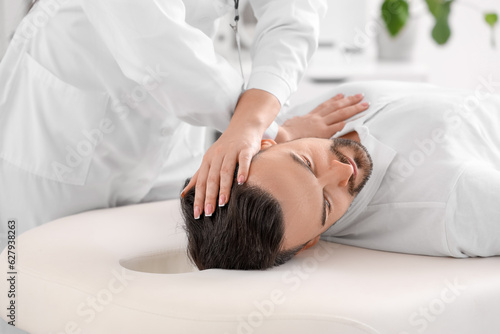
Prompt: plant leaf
<box><xmin>425</xmin><ymin>0</ymin><xmax>440</xmax><ymax>18</ymax></box>
<box><xmin>485</xmin><ymin>13</ymin><xmax>498</xmax><ymax>28</ymax></box>
<box><xmin>425</xmin><ymin>0</ymin><xmax>454</xmax><ymax>45</ymax></box>
<box><xmin>381</xmin><ymin>0</ymin><xmax>410</xmax><ymax>37</ymax></box>
<box><xmin>432</xmin><ymin>18</ymin><xmax>452</xmax><ymax>44</ymax></box>
<box><xmin>484</xmin><ymin>13</ymin><xmax>498</xmax><ymax>48</ymax></box>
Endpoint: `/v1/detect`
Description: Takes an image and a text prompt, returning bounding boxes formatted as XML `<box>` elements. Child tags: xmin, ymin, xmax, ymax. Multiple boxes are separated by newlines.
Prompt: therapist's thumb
<box><xmin>181</xmin><ymin>172</ymin><xmax>198</xmax><ymax>197</ymax></box>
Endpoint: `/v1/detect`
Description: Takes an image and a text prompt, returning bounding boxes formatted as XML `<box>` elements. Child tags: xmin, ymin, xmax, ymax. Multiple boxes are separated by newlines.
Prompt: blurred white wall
<box><xmin>318</xmin><ymin>0</ymin><xmax>369</xmax><ymax>48</ymax></box>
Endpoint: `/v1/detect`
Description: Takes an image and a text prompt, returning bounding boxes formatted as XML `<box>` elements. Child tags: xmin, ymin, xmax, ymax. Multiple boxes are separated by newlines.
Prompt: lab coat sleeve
<box><xmin>247</xmin><ymin>0</ymin><xmax>328</xmax><ymax>106</ymax></box>
<box><xmin>447</xmin><ymin>163</ymin><xmax>500</xmax><ymax>257</ymax></box>
<box><xmin>80</xmin><ymin>0</ymin><xmax>243</xmax><ymax>132</ymax></box>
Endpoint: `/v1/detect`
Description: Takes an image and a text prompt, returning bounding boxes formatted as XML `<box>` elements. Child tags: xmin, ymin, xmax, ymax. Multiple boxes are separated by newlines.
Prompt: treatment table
<box><xmin>1</xmin><ymin>199</ymin><xmax>500</xmax><ymax>333</ymax></box>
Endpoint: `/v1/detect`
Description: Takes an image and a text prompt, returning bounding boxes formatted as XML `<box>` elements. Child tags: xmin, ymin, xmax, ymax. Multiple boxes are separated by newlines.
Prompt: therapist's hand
<box><xmin>181</xmin><ymin>89</ymin><xmax>281</xmax><ymax>219</ymax></box>
<box><xmin>275</xmin><ymin>93</ymin><xmax>369</xmax><ymax>143</ymax></box>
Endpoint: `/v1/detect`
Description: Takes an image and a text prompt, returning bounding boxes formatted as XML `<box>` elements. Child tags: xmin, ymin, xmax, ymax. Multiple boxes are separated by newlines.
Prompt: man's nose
<box><xmin>320</xmin><ymin>160</ymin><xmax>353</xmax><ymax>188</ymax></box>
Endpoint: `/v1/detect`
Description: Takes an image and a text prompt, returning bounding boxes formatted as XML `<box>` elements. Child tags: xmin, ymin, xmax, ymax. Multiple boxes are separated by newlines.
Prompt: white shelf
<box><xmin>306</xmin><ymin>48</ymin><xmax>429</xmax><ymax>83</ymax></box>
<box><xmin>307</xmin><ymin>60</ymin><xmax>429</xmax><ymax>83</ymax></box>
<box><xmin>287</xmin><ymin>48</ymin><xmax>429</xmax><ymax>107</ymax></box>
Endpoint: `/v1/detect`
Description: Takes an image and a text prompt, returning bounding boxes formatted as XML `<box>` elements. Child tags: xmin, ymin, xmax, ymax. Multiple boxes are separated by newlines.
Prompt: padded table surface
<box><xmin>1</xmin><ymin>199</ymin><xmax>499</xmax><ymax>333</ymax></box>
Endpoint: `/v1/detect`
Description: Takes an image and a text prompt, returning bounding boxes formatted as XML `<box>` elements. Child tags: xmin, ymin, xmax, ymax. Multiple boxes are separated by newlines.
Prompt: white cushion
<box><xmin>1</xmin><ymin>199</ymin><xmax>499</xmax><ymax>333</ymax></box>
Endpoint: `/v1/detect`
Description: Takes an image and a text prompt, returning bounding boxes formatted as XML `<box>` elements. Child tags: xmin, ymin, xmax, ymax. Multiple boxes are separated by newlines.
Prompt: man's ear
<box><xmin>302</xmin><ymin>235</ymin><xmax>320</xmax><ymax>251</ymax></box>
<box><xmin>296</xmin><ymin>235</ymin><xmax>321</xmax><ymax>255</ymax></box>
<box><xmin>261</xmin><ymin>139</ymin><xmax>276</xmax><ymax>150</ymax></box>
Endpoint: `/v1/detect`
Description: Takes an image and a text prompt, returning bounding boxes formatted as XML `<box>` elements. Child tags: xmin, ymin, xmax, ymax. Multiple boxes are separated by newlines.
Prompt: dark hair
<box><xmin>180</xmin><ymin>168</ymin><xmax>303</xmax><ymax>270</ymax></box>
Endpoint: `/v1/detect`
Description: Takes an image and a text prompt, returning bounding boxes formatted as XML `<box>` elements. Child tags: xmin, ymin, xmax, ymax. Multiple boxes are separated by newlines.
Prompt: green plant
<box><xmin>381</xmin><ymin>0</ymin><xmax>499</xmax><ymax>47</ymax></box>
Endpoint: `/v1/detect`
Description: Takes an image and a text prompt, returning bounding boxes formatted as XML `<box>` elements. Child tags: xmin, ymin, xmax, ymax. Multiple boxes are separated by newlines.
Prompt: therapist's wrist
<box><xmin>229</xmin><ymin>89</ymin><xmax>281</xmax><ymax>133</ymax></box>
<box><xmin>275</xmin><ymin>126</ymin><xmax>291</xmax><ymax>144</ymax></box>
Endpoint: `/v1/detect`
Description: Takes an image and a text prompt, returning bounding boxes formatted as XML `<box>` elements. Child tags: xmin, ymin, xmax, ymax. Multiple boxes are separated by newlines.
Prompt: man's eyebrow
<box><xmin>289</xmin><ymin>152</ymin><xmax>327</xmax><ymax>227</ymax></box>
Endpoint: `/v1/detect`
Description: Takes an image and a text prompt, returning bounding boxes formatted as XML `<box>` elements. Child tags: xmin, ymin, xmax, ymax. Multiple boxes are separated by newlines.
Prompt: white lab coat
<box><xmin>0</xmin><ymin>0</ymin><xmax>326</xmax><ymax>239</ymax></box>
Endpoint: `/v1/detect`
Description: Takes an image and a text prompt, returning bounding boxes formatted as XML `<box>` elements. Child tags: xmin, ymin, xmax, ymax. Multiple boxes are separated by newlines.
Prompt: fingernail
<box><xmin>205</xmin><ymin>204</ymin><xmax>214</xmax><ymax>217</ymax></box>
<box><xmin>219</xmin><ymin>195</ymin><xmax>226</xmax><ymax>207</ymax></box>
<box><xmin>355</xmin><ymin>93</ymin><xmax>364</xmax><ymax>99</ymax></box>
<box><xmin>194</xmin><ymin>206</ymin><xmax>201</xmax><ymax>219</ymax></box>
<box><xmin>336</xmin><ymin>93</ymin><xmax>344</xmax><ymax>98</ymax></box>
<box><xmin>237</xmin><ymin>175</ymin><xmax>245</xmax><ymax>185</ymax></box>
<box><xmin>361</xmin><ymin>102</ymin><xmax>370</xmax><ymax>107</ymax></box>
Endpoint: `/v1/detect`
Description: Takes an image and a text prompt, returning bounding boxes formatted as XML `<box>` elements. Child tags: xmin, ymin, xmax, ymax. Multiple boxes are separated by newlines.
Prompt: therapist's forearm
<box><xmin>227</xmin><ymin>89</ymin><xmax>281</xmax><ymax>135</ymax></box>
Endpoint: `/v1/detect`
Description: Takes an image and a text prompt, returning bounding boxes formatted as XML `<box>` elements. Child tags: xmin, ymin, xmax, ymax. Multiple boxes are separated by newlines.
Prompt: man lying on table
<box><xmin>181</xmin><ymin>81</ymin><xmax>500</xmax><ymax>270</ymax></box>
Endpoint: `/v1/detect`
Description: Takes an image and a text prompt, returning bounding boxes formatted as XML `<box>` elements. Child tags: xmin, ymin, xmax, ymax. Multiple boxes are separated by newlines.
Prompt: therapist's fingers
<box><xmin>327</xmin><ymin>121</ymin><xmax>346</xmax><ymax>135</ymax></box>
<box><xmin>327</xmin><ymin>93</ymin><xmax>345</xmax><ymax>104</ymax></box>
<box><xmin>314</xmin><ymin>93</ymin><xmax>345</xmax><ymax>116</ymax></box>
<box><xmin>319</xmin><ymin>93</ymin><xmax>365</xmax><ymax>116</ymax></box>
<box><xmin>203</xmin><ymin>158</ymin><xmax>225</xmax><ymax>217</ymax></box>
<box><xmin>193</xmin><ymin>163</ymin><xmax>212</xmax><ymax>219</ymax></box>
<box><xmin>236</xmin><ymin>148</ymin><xmax>254</xmax><ymax>187</ymax></box>
<box><xmin>181</xmin><ymin>172</ymin><xmax>198</xmax><ymax>198</ymax></box>
<box><xmin>326</xmin><ymin>100</ymin><xmax>370</xmax><ymax>125</ymax></box>
<box><xmin>333</xmin><ymin>93</ymin><xmax>365</xmax><ymax>110</ymax></box>
<box><xmin>218</xmin><ymin>155</ymin><xmax>238</xmax><ymax>207</ymax></box>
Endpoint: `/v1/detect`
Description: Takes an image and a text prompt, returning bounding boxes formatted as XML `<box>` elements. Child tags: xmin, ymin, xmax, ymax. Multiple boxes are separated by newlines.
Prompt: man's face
<box><xmin>247</xmin><ymin>136</ymin><xmax>373</xmax><ymax>250</ymax></box>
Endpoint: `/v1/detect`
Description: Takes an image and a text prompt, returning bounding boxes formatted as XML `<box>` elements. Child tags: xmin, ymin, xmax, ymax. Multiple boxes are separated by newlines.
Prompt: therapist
<box><xmin>0</xmin><ymin>0</ymin><xmax>328</xmax><ymax>240</ymax></box>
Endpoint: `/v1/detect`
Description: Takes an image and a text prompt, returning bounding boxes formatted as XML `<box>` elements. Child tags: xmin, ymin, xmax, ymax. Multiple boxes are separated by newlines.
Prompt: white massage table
<box><xmin>1</xmin><ymin>199</ymin><xmax>499</xmax><ymax>333</ymax></box>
